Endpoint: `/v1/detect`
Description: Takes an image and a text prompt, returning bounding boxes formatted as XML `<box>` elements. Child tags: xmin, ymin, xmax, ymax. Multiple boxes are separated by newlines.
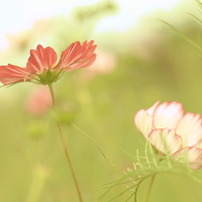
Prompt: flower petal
<box><xmin>55</xmin><ymin>40</ymin><xmax>97</xmax><ymax>71</ymax></box>
<box><xmin>134</xmin><ymin>110</ymin><xmax>153</xmax><ymax>138</ymax></box>
<box><xmin>149</xmin><ymin>128</ymin><xmax>182</xmax><ymax>155</ymax></box>
<box><xmin>153</xmin><ymin>102</ymin><xmax>184</xmax><ymax>130</ymax></box>
<box><xmin>173</xmin><ymin>147</ymin><xmax>202</xmax><ymax>169</ymax></box>
<box><xmin>0</xmin><ymin>64</ymin><xmax>29</xmax><ymax>85</ymax></box>
<box><xmin>26</xmin><ymin>45</ymin><xmax>57</xmax><ymax>73</ymax></box>
<box><xmin>26</xmin><ymin>86</ymin><xmax>52</xmax><ymax>116</ymax></box>
<box><xmin>147</xmin><ymin>101</ymin><xmax>159</xmax><ymax>115</ymax></box>
<box><xmin>134</xmin><ymin>102</ymin><xmax>159</xmax><ymax>138</ymax></box>
<box><xmin>176</xmin><ymin>113</ymin><xmax>202</xmax><ymax>146</ymax></box>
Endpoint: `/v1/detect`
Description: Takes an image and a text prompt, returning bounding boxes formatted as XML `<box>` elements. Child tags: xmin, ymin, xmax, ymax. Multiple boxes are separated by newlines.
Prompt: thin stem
<box><xmin>144</xmin><ymin>174</ymin><xmax>156</xmax><ymax>202</ymax></box>
<box><xmin>26</xmin><ymin>165</ymin><xmax>47</xmax><ymax>202</ymax></box>
<box><xmin>48</xmin><ymin>84</ymin><xmax>83</xmax><ymax>202</ymax></box>
<box><xmin>48</xmin><ymin>84</ymin><xmax>55</xmax><ymax>105</ymax></box>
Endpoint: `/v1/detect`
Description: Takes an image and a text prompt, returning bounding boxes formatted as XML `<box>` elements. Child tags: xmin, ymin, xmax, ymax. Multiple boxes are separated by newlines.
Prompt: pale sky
<box><xmin>0</xmin><ymin>0</ymin><xmax>191</xmax><ymax>49</ymax></box>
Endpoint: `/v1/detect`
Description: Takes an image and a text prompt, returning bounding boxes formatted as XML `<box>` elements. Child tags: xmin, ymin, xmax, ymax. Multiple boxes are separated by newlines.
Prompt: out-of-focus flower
<box><xmin>7</xmin><ymin>19</ymin><xmax>54</xmax><ymax>52</ymax></box>
<box><xmin>25</xmin><ymin>86</ymin><xmax>52</xmax><ymax>116</ymax></box>
<box><xmin>133</xmin><ymin>30</ymin><xmax>162</xmax><ymax>60</ymax></box>
<box><xmin>0</xmin><ymin>40</ymin><xmax>96</xmax><ymax>85</ymax></box>
<box><xmin>134</xmin><ymin>101</ymin><xmax>202</xmax><ymax>169</ymax></box>
<box><xmin>82</xmin><ymin>49</ymin><xmax>116</xmax><ymax>79</ymax></box>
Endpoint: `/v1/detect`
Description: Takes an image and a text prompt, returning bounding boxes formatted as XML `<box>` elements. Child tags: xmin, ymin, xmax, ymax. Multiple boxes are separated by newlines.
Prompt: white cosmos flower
<box><xmin>134</xmin><ymin>101</ymin><xmax>202</xmax><ymax>169</ymax></box>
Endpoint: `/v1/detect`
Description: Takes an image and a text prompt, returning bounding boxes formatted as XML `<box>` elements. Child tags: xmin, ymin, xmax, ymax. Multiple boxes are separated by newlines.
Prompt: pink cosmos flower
<box><xmin>25</xmin><ymin>86</ymin><xmax>52</xmax><ymax>116</ymax></box>
<box><xmin>134</xmin><ymin>101</ymin><xmax>202</xmax><ymax>169</ymax></box>
<box><xmin>83</xmin><ymin>49</ymin><xmax>116</xmax><ymax>79</ymax></box>
<box><xmin>0</xmin><ymin>40</ymin><xmax>96</xmax><ymax>85</ymax></box>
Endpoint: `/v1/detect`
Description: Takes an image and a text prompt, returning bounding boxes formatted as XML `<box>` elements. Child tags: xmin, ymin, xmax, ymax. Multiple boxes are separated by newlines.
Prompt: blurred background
<box><xmin>1</xmin><ymin>0</ymin><xmax>202</xmax><ymax>201</ymax></box>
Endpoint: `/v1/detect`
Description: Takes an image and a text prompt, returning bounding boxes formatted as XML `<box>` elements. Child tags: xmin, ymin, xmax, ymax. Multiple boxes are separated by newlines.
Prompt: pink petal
<box><xmin>149</xmin><ymin>128</ymin><xmax>182</xmax><ymax>155</ymax></box>
<box><xmin>0</xmin><ymin>64</ymin><xmax>30</xmax><ymax>85</ymax></box>
<box><xmin>55</xmin><ymin>40</ymin><xmax>97</xmax><ymax>71</ymax></box>
<box><xmin>134</xmin><ymin>102</ymin><xmax>159</xmax><ymax>138</ymax></box>
<box><xmin>26</xmin><ymin>86</ymin><xmax>52</xmax><ymax>116</ymax></box>
<box><xmin>173</xmin><ymin>147</ymin><xmax>202</xmax><ymax>169</ymax></box>
<box><xmin>153</xmin><ymin>102</ymin><xmax>184</xmax><ymax>130</ymax></box>
<box><xmin>176</xmin><ymin>113</ymin><xmax>202</xmax><ymax>146</ymax></box>
<box><xmin>26</xmin><ymin>45</ymin><xmax>57</xmax><ymax>73</ymax></box>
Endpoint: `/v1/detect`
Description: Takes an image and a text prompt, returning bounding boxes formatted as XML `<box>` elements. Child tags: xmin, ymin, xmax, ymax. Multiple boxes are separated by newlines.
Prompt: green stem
<box><xmin>145</xmin><ymin>174</ymin><xmax>156</xmax><ymax>202</ymax></box>
<box><xmin>27</xmin><ymin>165</ymin><xmax>47</xmax><ymax>202</ymax></box>
<box><xmin>48</xmin><ymin>84</ymin><xmax>83</xmax><ymax>202</ymax></box>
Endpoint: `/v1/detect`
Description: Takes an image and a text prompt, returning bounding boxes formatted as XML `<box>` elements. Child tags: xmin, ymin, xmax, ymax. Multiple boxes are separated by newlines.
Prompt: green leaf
<box><xmin>160</xmin><ymin>20</ymin><xmax>202</xmax><ymax>56</ymax></box>
<box><xmin>188</xmin><ymin>13</ymin><xmax>202</xmax><ymax>25</ymax></box>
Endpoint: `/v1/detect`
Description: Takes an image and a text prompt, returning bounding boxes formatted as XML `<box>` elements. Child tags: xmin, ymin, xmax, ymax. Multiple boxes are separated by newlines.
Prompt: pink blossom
<box><xmin>83</xmin><ymin>49</ymin><xmax>116</xmax><ymax>79</ymax></box>
<box><xmin>134</xmin><ymin>101</ymin><xmax>202</xmax><ymax>169</ymax></box>
<box><xmin>25</xmin><ymin>86</ymin><xmax>52</xmax><ymax>116</ymax></box>
<box><xmin>0</xmin><ymin>40</ymin><xmax>97</xmax><ymax>85</ymax></box>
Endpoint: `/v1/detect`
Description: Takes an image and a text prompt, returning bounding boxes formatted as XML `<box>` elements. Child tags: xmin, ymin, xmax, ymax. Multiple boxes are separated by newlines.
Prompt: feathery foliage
<box><xmin>100</xmin><ymin>142</ymin><xmax>202</xmax><ymax>201</ymax></box>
